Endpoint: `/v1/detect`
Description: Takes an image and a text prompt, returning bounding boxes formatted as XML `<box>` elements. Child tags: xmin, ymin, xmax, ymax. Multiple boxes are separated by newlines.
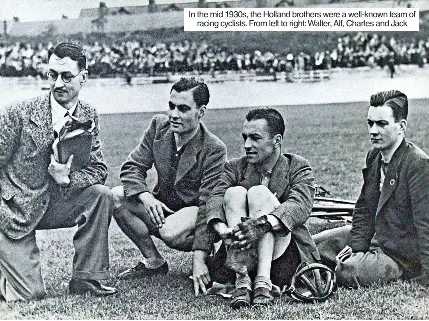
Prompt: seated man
<box><xmin>0</xmin><ymin>41</ymin><xmax>116</xmax><ymax>301</ymax></box>
<box><xmin>112</xmin><ymin>77</ymin><xmax>227</xmax><ymax>296</ymax></box>
<box><xmin>314</xmin><ymin>90</ymin><xmax>429</xmax><ymax>287</ymax></box>
<box><xmin>206</xmin><ymin>108</ymin><xmax>321</xmax><ymax>308</ymax></box>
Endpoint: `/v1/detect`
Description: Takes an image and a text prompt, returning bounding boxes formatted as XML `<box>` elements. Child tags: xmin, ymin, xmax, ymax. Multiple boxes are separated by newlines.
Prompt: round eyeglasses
<box><xmin>47</xmin><ymin>71</ymin><xmax>81</xmax><ymax>83</ymax></box>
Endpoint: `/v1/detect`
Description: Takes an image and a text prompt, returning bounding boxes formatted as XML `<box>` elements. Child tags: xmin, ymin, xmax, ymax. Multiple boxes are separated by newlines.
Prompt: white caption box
<box><xmin>184</xmin><ymin>8</ymin><xmax>419</xmax><ymax>32</ymax></box>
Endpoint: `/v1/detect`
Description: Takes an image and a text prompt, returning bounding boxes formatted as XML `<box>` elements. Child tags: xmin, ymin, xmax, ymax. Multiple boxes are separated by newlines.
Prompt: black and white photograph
<box><xmin>0</xmin><ymin>0</ymin><xmax>428</xmax><ymax>318</ymax></box>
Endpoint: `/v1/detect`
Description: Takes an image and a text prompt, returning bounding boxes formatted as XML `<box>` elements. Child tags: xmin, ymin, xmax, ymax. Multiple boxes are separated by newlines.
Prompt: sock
<box><xmin>235</xmin><ymin>273</ymin><xmax>252</xmax><ymax>291</ymax></box>
<box><xmin>254</xmin><ymin>275</ymin><xmax>272</xmax><ymax>291</ymax></box>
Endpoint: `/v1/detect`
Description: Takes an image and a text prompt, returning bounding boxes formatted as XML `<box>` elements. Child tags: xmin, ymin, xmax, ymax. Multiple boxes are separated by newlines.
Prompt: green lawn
<box><xmin>1</xmin><ymin>100</ymin><xmax>429</xmax><ymax>319</ymax></box>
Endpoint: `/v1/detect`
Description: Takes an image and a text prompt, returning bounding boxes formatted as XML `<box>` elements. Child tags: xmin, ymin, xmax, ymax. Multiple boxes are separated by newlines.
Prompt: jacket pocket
<box><xmin>1</xmin><ymin>188</ymin><xmax>14</xmax><ymax>201</ymax></box>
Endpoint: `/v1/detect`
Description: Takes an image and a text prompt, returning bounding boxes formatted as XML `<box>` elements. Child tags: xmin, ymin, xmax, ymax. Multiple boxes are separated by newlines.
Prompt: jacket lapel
<box><xmin>153</xmin><ymin>126</ymin><xmax>174</xmax><ymax>177</ymax></box>
<box><xmin>239</xmin><ymin>154</ymin><xmax>289</xmax><ymax>196</ymax></box>
<box><xmin>175</xmin><ymin>126</ymin><xmax>203</xmax><ymax>184</ymax></box>
<box><xmin>268</xmin><ymin>154</ymin><xmax>289</xmax><ymax>199</ymax></box>
<box><xmin>362</xmin><ymin>155</ymin><xmax>381</xmax><ymax>216</ymax></box>
<box><xmin>29</xmin><ymin>94</ymin><xmax>54</xmax><ymax>149</ymax></box>
<box><xmin>376</xmin><ymin>139</ymin><xmax>408</xmax><ymax>214</ymax></box>
<box><xmin>240</xmin><ymin>162</ymin><xmax>260</xmax><ymax>190</ymax></box>
<box><xmin>71</xmin><ymin>100</ymin><xmax>91</xmax><ymax>122</ymax></box>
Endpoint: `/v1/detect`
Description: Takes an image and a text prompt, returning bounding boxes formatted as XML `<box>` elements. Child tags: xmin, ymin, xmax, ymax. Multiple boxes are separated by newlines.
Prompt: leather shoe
<box><xmin>230</xmin><ymin>287</ymin><xmax>252</xmax><ymax>309</ymax></box>
<box><xmin>68</xmin><ymin>278</ymin><xmax>117</xmax><ymax>297</ymax></box>
<box><xmin>117</xmin><ymin>261</ymin><xmax>169</xmax><ymax>280</ymax></box>
<box><xmin>252</xmin><ymin>287</ymin><xmax>274</xmax><ymax>306</ymax></box>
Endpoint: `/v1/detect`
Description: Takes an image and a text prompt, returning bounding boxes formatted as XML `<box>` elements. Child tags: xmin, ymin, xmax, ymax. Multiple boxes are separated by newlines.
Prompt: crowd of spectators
<box><xmin>0</xmin><ymin>32</ymin><xmax>428</xmax><ymax>78</ymax></box>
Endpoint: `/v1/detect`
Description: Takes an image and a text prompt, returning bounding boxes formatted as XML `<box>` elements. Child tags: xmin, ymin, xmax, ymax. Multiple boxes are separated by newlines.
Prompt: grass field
<box><xmin>1</xmin><ymin>99</ymin><xmax>429</xmax><ymax>319</ymax></box>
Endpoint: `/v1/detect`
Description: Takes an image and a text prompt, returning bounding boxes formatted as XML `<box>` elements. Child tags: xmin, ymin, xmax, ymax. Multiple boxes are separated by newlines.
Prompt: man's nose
<box><xmin>369</xmin><ymin>125</ymin><xmax>379</xmax><ymax>135</ymax></box>
<box><xmin>244</xmin><ymin>138</ymin><xmax>252</xmax><ymax>149</ymax></box>
<box><xmin>54</xmin><ymin>75</ymin><xmax>65</xmax><ymax>87</ymax></box>
<box><xmin>170</xmin><ymin>107</ymin><xmax>179</xmax><ymax>118</ymax></box>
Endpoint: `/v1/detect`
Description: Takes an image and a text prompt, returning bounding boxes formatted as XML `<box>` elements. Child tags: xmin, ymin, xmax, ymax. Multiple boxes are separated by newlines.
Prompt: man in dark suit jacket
<box><xmin>314</xmin><ymin>90</ymin><xmax>429</xmax><ymax>287</ymax></box>
<box><xmin>206</xmin><ymin>108</ymin><xmax>321</xmax><ymax>308</ymax></box>
<box><xmin>0</xmin><ymin>42</ymin><xmax>116</xmax><ymax>301</ymax></box>
<box><xmin>111</xmin><ymin>77</ymin><xmax>227</xmax><ymax>296</ymax></box>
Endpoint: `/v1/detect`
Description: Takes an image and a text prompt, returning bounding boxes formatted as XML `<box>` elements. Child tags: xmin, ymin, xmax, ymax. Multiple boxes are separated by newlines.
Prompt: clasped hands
<box><xmin>216</xmin><ymin>215</ymin><xmax>272</xmax><ymax>250</ymax></box>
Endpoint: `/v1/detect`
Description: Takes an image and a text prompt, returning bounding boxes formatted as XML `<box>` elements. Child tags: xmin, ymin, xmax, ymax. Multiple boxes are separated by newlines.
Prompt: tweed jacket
<box><xmin>348</xmin><ymin>139</ymin><xmax>429</xmax><ymax>277</ymax></box>
<box><xmin>120</xmin><ymin>114</ymin><xmax>227</xmax><ymax>252</ymax></box>
<box><xmin>0</xmin><ymin>94</ymin><xmax>107</xmax><ymax>239</ymax></box>
<box><xmin>206</xmin><ymin>153</ymin><xmax>321</xmax><ymax>264</ymax></box>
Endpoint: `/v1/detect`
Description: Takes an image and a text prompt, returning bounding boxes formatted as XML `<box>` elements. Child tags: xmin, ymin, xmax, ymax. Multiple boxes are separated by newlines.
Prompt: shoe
<box><xmin>230</xmin><ymin>287</ymin><xmax>252</xmax><ymax>309</ymax></box>
<box><xmin>68</xmin><ymin>278</ymin><xmax>117</xmax><ymax>297</ymax></box>
<box><xmin>252</xmin><ymin>287</ymin><xmax>274</xmax><ymax>307</ymax></box>
<box><xmin>117</xmin><ymin>261</ymin><xmax>169</xmax><ymax>280</ymax></box>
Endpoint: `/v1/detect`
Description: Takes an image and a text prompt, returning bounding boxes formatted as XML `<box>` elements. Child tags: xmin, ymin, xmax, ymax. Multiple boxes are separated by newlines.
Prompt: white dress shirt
<box><xmin>50</xmin><ymin>93</ymin><xmax>77</xmax><ymax>135</ymax></box>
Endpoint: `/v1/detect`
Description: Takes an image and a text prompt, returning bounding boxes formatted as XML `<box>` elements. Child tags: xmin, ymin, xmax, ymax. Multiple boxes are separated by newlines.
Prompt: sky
<box><xmin>0</xmin><ymin>0</ymin><xmax>196</xmax><ymax>22</ymax></box>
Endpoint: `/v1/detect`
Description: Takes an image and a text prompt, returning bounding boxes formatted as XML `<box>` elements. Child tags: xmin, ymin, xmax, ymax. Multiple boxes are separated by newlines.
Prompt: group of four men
<box><xmin>1</xmin><ymin>42</ymin><xmax>428</xmax><ymax>307</ymax></box>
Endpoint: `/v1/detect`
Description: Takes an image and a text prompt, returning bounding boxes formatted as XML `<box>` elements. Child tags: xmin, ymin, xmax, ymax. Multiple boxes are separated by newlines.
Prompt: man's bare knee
<box><xmin>247</xmin><ymin>185</ymin><xmax>272</xmax><ymax>200</ymax></box>
<box><xmin>224</xmin><ymin>186</ymin><xmax>247</xmax><ymax>211</ymax></box>
<box><xmin>247</xmin><ymin>185</ymin><xmax>279</xmax><ymax>217</ymax></box>
<box><xmin>224</xmin><ymin>186</ymin><xmax>247</xmax><ymax>203</ymax></box>
<box><xmin>224</xmin><ymin>186</ymin><xmax>248</xmax><ymax>226</ymax></box>
<box><xmin>111</xmin><ymin>186</ymin><xmax>125</xmax><ymax>210</ymax></box>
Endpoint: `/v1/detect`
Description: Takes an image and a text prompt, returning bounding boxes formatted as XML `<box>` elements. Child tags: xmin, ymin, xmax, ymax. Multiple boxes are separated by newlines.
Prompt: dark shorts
<box><xmin>208</xmin><ymin>239</ymin><xmax>301</xmax><ymax>288</ymax></box>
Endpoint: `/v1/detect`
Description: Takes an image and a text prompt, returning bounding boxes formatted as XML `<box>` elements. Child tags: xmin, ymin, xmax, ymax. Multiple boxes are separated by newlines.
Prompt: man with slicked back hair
<box><xmin>314</xmin><ymin>90</ymin><xmax>429</xmax><ymax>288</ymax></box>
<box><xmin>0</xmin><ymin>41</ymin><xmax>117</xmax><ymax>301</ymax></box>
<box><xmin>111</xmin><ymin>77</ymin><xmax>227</xmax><ymax>296</ymax></box>
<box><xmin>206</xmin><ymin>107</ymin><xmax>320</xmax><ymax>308</ymax></box>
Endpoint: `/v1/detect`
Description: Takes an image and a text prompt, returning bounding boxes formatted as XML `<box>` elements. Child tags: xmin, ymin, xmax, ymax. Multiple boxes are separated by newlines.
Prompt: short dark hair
<box><xmin>245</xmin><ymin>107</ymin><xmax>285</xmax><ymax>138</ymax></box>
<box><xmin>370</xmin><ymin>90</ymin><xmax>408</xmax><ymax>121</ymax></box>
<box><xmin>48</xmin><ymin>41</ymin><xmax>87</xmax><ymax>71</ymax></box>
<box><xmin>170</xmin><ymin>77</ymin><xmax>210</xmax><ymax>108</ymax></box>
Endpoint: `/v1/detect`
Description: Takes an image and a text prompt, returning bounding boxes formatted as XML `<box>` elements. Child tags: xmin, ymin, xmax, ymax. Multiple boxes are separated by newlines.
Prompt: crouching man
<box><xmin>0</xmin><ymin>42</ymin><xmax>116</xmax><ymax>301</ymax></box>
<box><xmin>206</xmin><ymin>108</ymin><xmax>321</xmax><ymax>308</ymax></box>
<box><xmin>111</xmin><ymin>77</ymin><xmax>227</xmax><ymax>296</ymax></box>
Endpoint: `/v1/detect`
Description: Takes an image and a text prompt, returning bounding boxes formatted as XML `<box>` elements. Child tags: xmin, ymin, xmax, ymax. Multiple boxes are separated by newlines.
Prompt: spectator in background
<box><xmin>0</xmin><ymin>32</ymin><xmax>427</xmax><ymax>78</ymax></box>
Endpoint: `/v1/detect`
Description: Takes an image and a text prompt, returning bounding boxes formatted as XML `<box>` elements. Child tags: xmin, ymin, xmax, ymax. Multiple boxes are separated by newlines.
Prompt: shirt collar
<box><xmin>381</xmin><ymin>137</ymin><xmax>404</xmax><ymax>164</ymax></box>
<box><xmin>254</xmin><ymin>151</ymin><xmax>281</xmax><ymax>177</ymax></box>
<box><xmin>50</xmin><ymin>93</ymin><xmax>77</xmax><ymax>118</ymax></box>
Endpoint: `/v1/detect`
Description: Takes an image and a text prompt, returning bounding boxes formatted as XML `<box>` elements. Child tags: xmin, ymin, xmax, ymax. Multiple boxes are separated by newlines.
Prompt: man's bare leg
<box><xmin>247</xmin><ymin>185</ymin><xmax>291</xmax><ymax>305</ymax></box>
<box><xmin>159</xmin><ymin>206</ymin><xmax>198</xmax><ymax>251</ymax></box>
<box><xmin>223</xmin><ymin>186</ymin><xmax>252</xmax><ymax>308</ymax></box>
<box><xmin>112</xmin><ymin>186</ymin><xmax>166</xmax><ymax>277</ymax></box>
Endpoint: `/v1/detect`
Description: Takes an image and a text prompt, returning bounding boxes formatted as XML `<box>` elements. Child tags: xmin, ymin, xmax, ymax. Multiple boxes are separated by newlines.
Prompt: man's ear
<box><xmin>198</xmin><ymin>105</ymin><xmax>206</xmax><ymax>119</ymax></box>
<box><xmin>80</xmin><ymin>71</ymin><xmax>88</xmax><ymax>84</ymax></box>
<box><xmin>273</xmin><ymin>134</ymin><xmax>282</xmax><ymax>148</ymax></box>
<box><xmin>399</xmin><ymin>119</ymin><xmax>407</xmax><ymax>132</ymax></box>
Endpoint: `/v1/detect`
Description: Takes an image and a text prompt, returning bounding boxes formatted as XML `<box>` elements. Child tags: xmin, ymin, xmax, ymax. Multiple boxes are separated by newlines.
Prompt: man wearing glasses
<box><xmin>0</xmin><ymin>42</ymin><xmax>117</xmax><ymax>301</ymax></box>
<box><xmin>111</xmin><ymin>77</ymin><xmax>227</xmax><ymax>296</ymax></box>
